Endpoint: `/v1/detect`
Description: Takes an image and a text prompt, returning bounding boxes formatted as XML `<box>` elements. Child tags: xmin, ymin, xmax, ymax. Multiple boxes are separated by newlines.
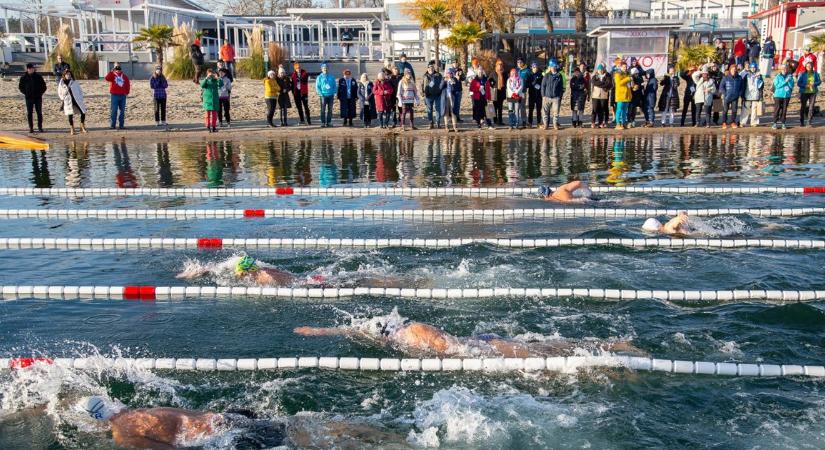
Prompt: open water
<box><xmin>0</xmin><ymin>133</ymin><xmax>824</xmax><ymax>449</ymax></box>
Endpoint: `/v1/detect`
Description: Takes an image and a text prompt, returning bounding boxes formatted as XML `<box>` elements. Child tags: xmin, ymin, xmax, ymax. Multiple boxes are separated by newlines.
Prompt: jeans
<box><xmin>508</xmin><ymin>100</ymin><xmax>521</xmax><ymax>127</ymax></box>
<box><xmin>154</xmin><ymin>98</ymin><xmax>166</xmax><ymax>123</ymax></box>
<box><xmin>110</xmin><ymin>94</ymin><xmax>126</xmax><ymax>128</ymax></box>
<box><xmin>25</xmin><ymin>98</ymin><xmax>43</xmax><ymax>131</ymax></box>
<box><xmin>541</xmin><ymin>97</ymin><xmax>561</xmax><ymax>127</ymax></box>
<box><xmin>225</xmin><ymin>61</ymin><xmax>235</xmax><ymax>78</ymax></box>
<box><xmin>800</xmin><ymin>92</ymin><xmax>817</xmax><ymax>125</ymax></box>
<box><xmin>379</xmin><ymin>110</ymin><xmax>391</xmax><ymax>127</ymax></box>
<box><xmin>697</xmin><ymin>102</ymin><xmax>713</xmax><ymax>126</ymax></box>
<box><xmin>591</xmin><ymin>98</ymin><xmax>608</xmax><ymax>126</ymax></box>
<box><xmin>722</xmin><ymin>99</ymin><xmax>739</xmax><ymax>125</ymax></box>
<box><xmin>528</xmin><ymin>93</ymin><xmax>542</xmax><ymax>125</ymax></box>
<box><xmin>320</xmin><ymin>95</ymin><xmax>334</xmax><ymax>125</ymax></box>
<box><xmin>401</xmin><ymin>103</ymin><xmax>415</xmax><ymax>127</ymax></box>
<box><xmin>266</xmin><ymin>98</ymin><xmax>277</xmax><ymax>125</ymax></box>
<box><xmin>681</xmin><ymin>97</ymin><xmax>696</xmax><ymax>126</ymax></box>
<box><xmin>645</xmin><ymin>103</ymin><xmax>655</xmax><ymax>124</ymax></box>
<box><xmin>425</xmin><ymin>96</ymin><xmax>442</xmax><ymax>124</ymax></box>
<box><xmin>519</xmin><ymin>99</ymin><xmax>527</xmax><ymax>125</ymax></box>
<box><xmin>615</xmin><ymin>101</ymin><xmax>629</xmax><ymax>125</ymax></box>
<box><xmin>773</xmin><ymin>97</ymin><xmax>790</xmax><ymax>124</ymax></box>
<box><xmin>454</xmin><ymin>90</ymin><xmax>462</xmax><ymax>118</ymax></box>
<box><xmin>293</xmin><ymin>92</ymin><xmax>311</xmax><ymax>123</ymax></box>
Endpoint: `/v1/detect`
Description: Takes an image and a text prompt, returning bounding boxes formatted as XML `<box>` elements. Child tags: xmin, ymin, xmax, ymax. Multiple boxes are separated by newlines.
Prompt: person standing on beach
<box><xmin>397</xmin><ymin>68</ymin><xmax>419</xmax><ymax>131</ymax></box>
<box><xmin>104</xmin><ymin>64</ymin><xmax>130</xmax><ymax>130</ymax></box>
<box><xmin>52</xmin><ymin>55</ymin><xmax>70</xmax><ymax>83</ymax></box>
<box><xmin>679</xmin><ymin>64</ymin><xmax>697</xmax><ymax>126</ymax></box>
<box><xmin>762</xmin><ymin>36</ymin><xmax>775</xmax><ymax>76</ymax></box>
<box><xmin>315</xmin><ymin>63</ymin><xmax>336</xmax><ymax>127</ymax></box>
<box><xmin>771</xmin><ymin>64</ymin><xmax>794</xmax><ymax>129</ymax></box>
<box><xmin>797</xmin><ymin>60</ymin><xmax>820</xmax><ymax>127</ymax></box>
<box><xmin>422</xmin><ymin>62</ymin><xmax>444</xmax><ymax>129</ymax></box>
<box><xmin>18</xmin><ymin>63</ymin><xmax>47</xmax><ymax>133</ymax></box>
<box><xmin>451</xmin><ymin>61</ymin><xmax>465</xmax><ymax>122</ymax></box>
<box><xmin>541</xmin><ymin>61</ymin><xmax>564</xmax><ymax>130</ymax></box>
<box><xmin>290</xmin><ymin>62</ymin><xmax>311</xmax><ymax>125</ymax></box>
<box><xmin>275</xmin><ymin>67</ymin><xmax>292</xmax><ymax>127</ymax></box>
<box><xmin>491</xmin><ymin>59</ymin><xmax>507</xmax><ymax>125</ymax></box>
<box><xmin>395</xmin><ymin>53</ymin><xmax>415</xmax><ymax>81</ymax></box>
<box><xmin>506</xmin><ymin>67</ymin><xmax>524</xmax><ymax>130</ymax></box>
<box><xmin>440</xmin><ymin>67</ymin><xmax>460</xmax><ymax>132</ymax></box>
<box><xmin>527</xmin><ymin>62</ymin><xmax>544</xmax><ymax>128</ymax></box>
<box><xmin>264</xmin><ymin>70</ymin><xmax>280</xmax><ymax>127</ymax></box>
<box><xmin>658</xmin><ymin>65</ymin><xmax>679</xmax><ymax>127</ymax></box>
<box><xmin>219</xmin><ymin>40</ymin><xmax>235</xmax><ymax>77</ymax></box>
<box><xmin>218</xmin><ymin>68</ymin><xmax>232</xmax><ymax>128</ymax></box>
<box><xmin>388</xmin><ymin>66</ymin><xmax>401</xmax><ymax>127</ymax></box>
<box><xmin>338</xmin><ymin>68</ymin><xmax>358</xmax><ymax>127</ymax></box>
<box><xmin>469</xmin><ymin>68</ymin><xmax>493</xmax><ymax>130</ymax></box>
<box><xmin>149</xmin><ymin>65</ymin><xmax>168</xmax><ymax>127</ymax></box>
<box><xmin>373</xmin><ymin>71</ymin><xmax>394</xmax><ymax>129</ymax></box>
<box><xmin>693</xmin><ymin>68</ymin><xmax>715</xmax><ymax>128</ymax></box>
<box><xmin>719</xmin><ymin>64</ymin><xmax>744</xmax><ymax>129</ymax></box>
<box><xmin>613</xmin><ymin>62</ymin><xmax>631</xmax><ymax>130</ymax></box>
<box><xmin>57</xmin><ymin>69</ymin><xmax>87</xmax><ymax>135</ymax></box>
<box><xmin>357</xmin><ymin>73</ymin><xmax>376</xmax><ymax>128</ymax></box>
<box><xmin>569</xmin><ymin>66</ymin><xmax>586</xmax><ymax>128</ymax></box>
<box><xmin>190</xmin><ymin>39</ymin><xmax>205</xmax><ymax>83</ymax></box>
<box><xmin>200</xmin><ymin>68</ymin><xmax>222</xmax><ymax>133</ymax></box>
<box><xmin>740</xmin><ymin>62</ymin><xmax>764</xmax><ymax>127</ymax></box>
<box><xmin>590</xmin><ymin>64</ymin><xmax>611</xmax><ymax>128</ymax></box>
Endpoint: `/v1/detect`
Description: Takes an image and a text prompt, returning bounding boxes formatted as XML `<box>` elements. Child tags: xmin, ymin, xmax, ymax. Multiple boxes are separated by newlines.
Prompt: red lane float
<box><xmin>123</xmin><ymin>286</ymin><xmax>156</xmax><ymax>301</ymax></box>
<box><xmin>197</xmin><ymin>238</ymin><xmax>223</xmax><ymax>249</ymax></box>
<box><xmin>9</xmin><ymin>357</ymin><xmax>53</xmax><ymax>369</ymax></box>
<box><xmin>275</xmin><ymin>187</ymin><xmax>294</xmax><ymax>195</ymax></box>
<box><xmin>243</xmin><ymin>209</ymin><xmax>265</xmax><ymax>218</ymax></box>
<box><xmin>803</xmin><ymin>187</ymin><xmax>825</xmax><ymax>194</ymax></box>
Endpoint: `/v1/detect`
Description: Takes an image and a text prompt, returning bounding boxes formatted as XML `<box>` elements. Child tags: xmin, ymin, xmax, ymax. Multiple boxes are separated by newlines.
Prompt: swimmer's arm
<box><xmin>111</xmin><ymin>430</ymin><xmax>176</xmax><ymax>450</ymax></box>
<box><xmin>175</xmin><ymin>266</ymin><xmax>210</xmax><ymax>279</ymax></box>
<box><xmin>293</xmin><ymin>326</ymin><xmax>357</xmax><ymax>337</ymax></box>
<box><xmin>661</xmin><ymin>214</ymin><xmax>688</xmax><ymax>235</ymax></box>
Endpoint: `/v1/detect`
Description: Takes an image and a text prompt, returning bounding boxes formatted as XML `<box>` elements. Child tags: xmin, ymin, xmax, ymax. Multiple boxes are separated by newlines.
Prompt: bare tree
<box><xmin>539</xmin><ymin>0</ymin><xmax>554</xmax><ymax>33</ymax></box>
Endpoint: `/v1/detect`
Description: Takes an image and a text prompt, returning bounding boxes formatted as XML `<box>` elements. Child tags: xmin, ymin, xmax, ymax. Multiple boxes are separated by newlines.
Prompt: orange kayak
<box><xmin>0</xmin><ymin>132</ymin><xmax>49</xmax><ymax>150</ymax></box>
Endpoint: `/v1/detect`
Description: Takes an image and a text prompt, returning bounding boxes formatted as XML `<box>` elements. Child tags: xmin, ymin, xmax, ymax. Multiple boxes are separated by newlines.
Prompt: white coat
<box><xmin>57</xmin><ymin>79</ymin><xmax>87</xmax><ymax>116</ymax></box>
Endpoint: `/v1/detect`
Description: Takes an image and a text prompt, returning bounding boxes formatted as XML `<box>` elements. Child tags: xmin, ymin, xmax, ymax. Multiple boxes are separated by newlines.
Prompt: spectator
<box><xmin>569</xmin><ymin>66</ymin><xmax>587</xmax><ymax>128</ymax></box>
<box><xmin>772</xmin><ymin>64</ymin><xmax>794</xmax><ymax>129</ymax></box>
<box><xmin>273</xmin><ymin>67</ymin><xmax>291</xmax><ymax>126</ymax></box>
<box><xmin>219</xmin><ymin>40</ymin><xmax>235</xmax><ymax>77</ymax></box>
<box><xmin>796</xmin><ymin>46</ymin><xmax>818</xmax><ymax>76</ymax></box>
<box><xmin>734</xmin><ymin>38</ymin><xmax>747</xmax><ymax>66</ymax></box>
<box><xmin>540</xmin><ymin>60</ymin><xmax>564</xmax><ymax>130</ymax></box>
<box><xmin>341</xmin><ymin>28</ymin><xmax>353</xmax><ymax>58</ymax></box>
<box><xmin>216</xmin><ymin>60</ymin><xmax>234</xmax><ymax>82</ymax></box>
<box><xmin>338</xmin><ymin>68</ymin><xmax>358</xmax><ymax>127</ymax></box>
<box><xmin>680</xmin><ymin>64</ymin><xmax>698</xmax><ymax>126</ymax></box>
<box><xmin>590</xmin><ymin>64</ymin><xmax>612</xmax><ymax>128</ymax></box>
<box><xmin>714</xmin><ymin>38</ymin><xmax>728</xmax><ymax>66</ymax></box>
<box><xmin>358</xmin><ymin>73</ymin><xmax>376</xmax><ymax>128</ymax></box>
<box><xmin>218</xmin><ymin>68</ymin><xmax>232</xmax><ymax>128</ymax></box>
<box><xmin>628</xmin><ymin>67</ymin><xmax>645</xmax><ymax>127</ymax></box>
<box><xmin>200</xmin><ymin>68</ymin><xmax>222</xmax><ymax>133</ymax></box>
<box><xmin>658</xmin><ymin>65</ymin><xmax>679</xmax><ymax>127</ymax></box>
<box><xmin>469</xmin><ymin>67</ymin><xmax>493</xmax><ymax>129</ymax></box>
<box><xmin>291</xmin><ymin>62</ymin><xmax>311</xmax><ymax>125</ymax></box>
<box><xmin>797</xmin><ymin>60</ymin><xmax>820</xmax><ymax>127</ymax></box>
<box><xmin>52</xmin><ymin>55</ymin><xmax>70</xmax><ymax>83</ymax></box>
<box><xmin>440</xmin><ymin>67</ymin><xmax>461</xmax><ymax>132</ymax></box>
<box><xmin>396</xmin><ymin>68</ymin><xmax>419</xmax><ymax>130</ymax></box>
<box><xmin>740</xmin><ymin>62</ymin><xmax>764</xmax><ymax>127</ymax></box>
<box><xmin>762</xmin><ymin>36</ymin><xmax>776</xmax><ymax>76</ymax></box>
<box><xmin>389</xmin><ymin>66</ymin><xmax>401</xmax><ymax>127</ymax></box>
<box><xmin>707</xmin><ymin>62</ymin><xmax>724</xmax><ymax>124</ymax></box>
<box><xmin>373</xmin><ymin>71</ymin><xmax>394</xmax><ymax>129</ymax></box>
<box><xmin>395</xmin><ymin>53</ymin><xmax>415</xmax><ymax>81</ymax></box>
<box><xmin>506</xmin><ymin>67</ymin><xmax>524</xmax><ymax>130</ymax></box>
<box><xmin>718</xmin><ymin>64</ymin><xmax>744</xmax><ymax>129</ymax></box>
<box><xmin>104</xmin><ymin>64</ymin><xmax>130</xmax><ymax>130</ymax></box>
<box><xmin>491</xmin><ymin>59</ymin><xmax>507</xmax><ymax>125</ymax></box>
<box><xmin>18</xmin><ymin>63</ymin><xmax>47</xmax><ymax>133</ymax></box>
<box><xmin>264</xmin><ymin>70</ymin><xmax>280</xmax><ymax>127</ymax></box>
<box><xmin>56</xmin><ymin>69</ymin><xmax>87</xmax><ymax>135</ymax></box>
<box><xmin>190</xmin><ymin>39</ymin><xmax>205</xmax><ymax>83</ymax></box>
<box><xmin>693</xmin><ymin>68</ymin><xmax>715</xmax><ymax>128</ymax></box>
<box><xmin>451</xmin><ymin>61</ymin><xmax>465</xmax><ymax>122</ymax></box>
<box><xmin>613</xmin><ymin>62</ymin><xmax>632</xmax><ymax>130</ymax></box>
<box><xmin>748</xmin><ymin>37</ymin><xmax>761</xmax><ymax>66</ymax></box>
<box><xmin>526</xmin><ymin>62</ymin><xmax>543</xmax><ymax>128</ymax></box>
<box><xmin>422</xmin><ymin>62</ymin><xmax>444</xmax><ymax>129</ymax></box>
<box><xmin>643</xmin><ymin>69</ymin><xmax>658</xmax><ymax>127</ymax></box>
<box><xmin>149</xmin><ymin>65</ymin><xmax>168</xmax><ymax>127</ymax></box>
<box><xmin>516</xmin><ymin>59</ymin><xmax>530</xmax><ymax>127</ymax></box>
<box><xmin>315</xmin><ymin>63</ymin><xmax>337</xmax><ymax>127</ymax></box>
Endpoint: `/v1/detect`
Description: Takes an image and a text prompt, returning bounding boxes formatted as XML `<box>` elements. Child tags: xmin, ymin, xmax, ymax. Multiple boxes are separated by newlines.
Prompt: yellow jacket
<box><xmin>613</xmin><ymin>72</ymin><xmax>632</xmax><ymax>102</ymax></box>
<box><xmin>264</xmin><ymin>77</ymin><xmax>280</xmax><ymax>98</ymax></box>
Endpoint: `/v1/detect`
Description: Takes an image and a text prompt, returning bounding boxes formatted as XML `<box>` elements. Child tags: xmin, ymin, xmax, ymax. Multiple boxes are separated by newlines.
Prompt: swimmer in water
<box><xmin>81</xmin><ymin>396</ymin><xmax>404</xmax><ymax>449</ymax></box>
<box><xmin>294</xmin><ymin>313</ymin><xmax>644</xmax><ymax>358</ymax></box>
<box><xmin>177</xmin><ymin>255</ymin><xmax>297</xmax><ymax>286</ymax></box>
<box><xmin>642</xmin><ymin>211</ymin><xmax>691</xmax><ymax>235</ymax></box>
<box><xmin>539</xmin><ymin>181</ymin><xmax>595</xmax><ymax>203</ymax></box>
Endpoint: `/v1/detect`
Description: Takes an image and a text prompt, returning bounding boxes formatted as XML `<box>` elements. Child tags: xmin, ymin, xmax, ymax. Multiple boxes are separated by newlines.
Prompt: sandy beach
<box><xmin>1</xmin><ymin>76</ymin><xmax>822</xmax><ymax>143</ymax></box>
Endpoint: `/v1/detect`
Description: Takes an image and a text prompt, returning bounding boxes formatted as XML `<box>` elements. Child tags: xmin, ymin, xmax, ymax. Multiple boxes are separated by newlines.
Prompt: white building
<box><xmin>650</xmin><ymin>0</ymin><xmax>756</xmax><ymax>20</ymax></box>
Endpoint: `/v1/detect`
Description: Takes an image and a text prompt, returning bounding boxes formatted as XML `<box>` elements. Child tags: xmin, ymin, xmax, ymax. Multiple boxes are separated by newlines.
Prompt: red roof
<box><xmin>749</xmin><ymin>1</ymin><xmax>825</xmax><ymax>19</ymax></box>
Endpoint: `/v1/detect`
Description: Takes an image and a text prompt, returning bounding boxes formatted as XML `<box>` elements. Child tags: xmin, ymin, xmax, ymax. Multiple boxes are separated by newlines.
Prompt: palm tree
<box><xmin>133</xmin><ymin>24</ymin><xmax>178</xmax><ymax>69</ymax></box>
<box><xmin>809</xmin><ymin>34</ymin><xmax>825</xmax><ymax>54</ymax></box>
<box><xmin>443</xmin><ymin>22</ymin><xmax>486</xmax><ymax>69</ymax></box>
<box><xmin>406</xmin><ymin>0</ymin><xmax>454</xmax><ymax>70</ymax></box>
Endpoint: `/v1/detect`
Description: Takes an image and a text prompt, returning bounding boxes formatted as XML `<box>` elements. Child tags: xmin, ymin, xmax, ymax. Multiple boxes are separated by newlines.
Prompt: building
<box><xmin>750</xmin><ymin>1</ymin><xmax>825</xmax><ymax>61</ymax></box>
<box><xmin>650</xmin><ymin>0</ymin><xmax>756</xmax><ymax>20</ymax></box>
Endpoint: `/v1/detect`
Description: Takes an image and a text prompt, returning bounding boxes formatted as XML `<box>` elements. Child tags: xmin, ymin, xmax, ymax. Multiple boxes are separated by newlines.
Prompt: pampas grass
<box><xmin>238</xmin><ymin>25</ymin><xmax>265</xmax><ymax>79</ymax></box>
<box><xmin>165</xmin><ymin>18</ymin><xmax>195</xmax><ymax>80</ymax></box>
<box><xmin>268</xmin><ymin>42</ymin><xmax>288</xmax><ymax>72</ymax></box>
<box><xmin>49</xmin><ymin>23</ymin><xmax>97</xmax><ymax>79</ymax></box>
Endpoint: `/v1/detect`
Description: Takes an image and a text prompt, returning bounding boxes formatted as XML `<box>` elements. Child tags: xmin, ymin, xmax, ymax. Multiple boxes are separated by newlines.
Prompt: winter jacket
<box><xmin>517</xmin><ymin>67</ymin><xmax>531</xmax><ymax>84</ymax></box>
<box><xmin>692</xmin><ymin>72</ymin><xmax>716</xmax><ymax>104</ymax></box>
<box><xmin>733</xmin><ymin>39</ymin><xmax>747</xmax><ymax>58</ymax></box>
<box><xmin>264</xmin><ymin>77</ymin><xmax>280</xmax><ymax>98</ymax></box>
<box><xmin>57</xmin><ymin>79</ymin><xmax>86</xmax><ymax>115</ymax></box>
<box><xmin>104</xmin><ymin>71</ymin><xmax>131</xmax><ymax>95</ymax></box>
<box><xmin>395</xmin><ymin>61</ymin><xmax>416</xmax><ymax>80</ymax></box>
<box><xmin>569</xmin><ymin>73</ymin><xmax>586</xmax><ymax>109</ymax></box>
<box><xmin>337</xmin><ymin>77</ymin><xmax>358</xmax><ymax>101</ymax></box>
<box><xmin>276</xmin><ymin>76</ymin><xmax>291</xmax><ymax>107</ymax></box>
<box><xmin>469</xmin><ymin>77</ymin><xmax>492</xmax><ymax>101</ymax></box>
<box><xmin>796</xmin><ymin>53</ymin><xmax>818</xmax><ymax>75</ymax></box>
<box><xmin>199</xmin><ymin>76</ymin><xmax>222</xmax><ymax>111</ymax></box>
<box><xmin>630</xmin><ymin>72</ymin><xmax>645</xmax><ymax>105</ymax></box>
<box><xmin>397</xmin><ymin>78</ymin><xmax>419</xmax><ymax>104</ymax></box>
<box><xmin>219</xmin><ymin>44</ymin><xmax>235</xmax><ymax>62</ymax></box>
<box><xmin>527</xmin><ymin>71</ymin><xmax>544</xmax><ymax>100</ymax></box>
<box><xmin>506</xmin><ymin>76</ymin><xmax>524</xmax><ymax>102</ymax></box>
<box><xmin>422</xmin><ymin>71</ymin><xmax>444</xmax><ymax>98</ymax></box>
<box><xmin>53</xmin><ymin>61</ymin><xmax>70</xmax><ymax>79</ymax></box>
<box><xmin>657</xmin><ymin>74</ymin><xmax>680</xmax><ymax>111</ymax></box>
<box><xmin>762</xmin><ymin>40</ymin><xmax>776</xmax><ymax>59</ymax></box>
<box><xmin>797</xmin><ymin>70</ymin><xmax>821</xmax><ymax>95</ymax></box>
<box><xmin>315</xmin><ymin>73</ymin><xmax>336</xmax><ymax>97</ymax></box>
<box><xmin>742</xmin><ymin>71</ymin><xmax>764</xmax><ymax>101</ymax></box>
<box><xmin>613</xmin><ymin>72</ymin><xmax>632</xmax><ymax>102</ymax></box>
<box><xmin>719</xmin><ymin>73</ymin><xmax>745</xmax><ymax>102</ymax></box>
<box><xmin>149</xmin><ymin>75</ymin><xmax>168</xmax><ymax>99</ymax></box>
<box><xmin>680</xmin><ymin>70</ymin><xmax>696</xmax><ymax>101</ymax></box>
<box><xmin>373</xmin><ymin>79</ymin><xmax>394</xmax><ymax>112</ymax></box>
<box><xmin>439</xmin><ymin>77</ymin><xmax>461</xmax><ymax>115</ymax></box>
<box><xmin>219</xmin><ymin>76</ymin><xmax>232</xmax><ymax>99</ymax></box>
<box><xmin>190</xmin><ymin>44</ymin><xmax>204</xmax><ymax>66</ymax></box>
<box><xmin>358</xmin><ymin>81</ymin><xmax>377</xmax><ymax>120</ymax></box>
<box><xmin>540</xmin><ymin>71</ymin><xmax>564</xmax><ymax>99</ymax></box>
<box><xmin>772</xmin><ymin>72</ymin><xmax>794</xmax><ymax>99</ymax></box>
<box><xmin>291</xmin><ymin>69</ymin><xmax>309</xmax><ymax>96</ymax></box>
<box><xmin>18</xmin><ymin>72</ymin><xmax>47</xmax><ymax>100</ymax></box>
<box><xmin>643</xmin><ymin>69</ymin><xmax>657</xmax><ymax>108</ymax></box>
<box><xmin>748</xmin><ymin>40</ymin><xmax>761</xmax><ymax>59</ymax></box>
<box><xmin>590</xmin><ymin>72</ymin><xmax>612</xmax><ymax>100</ymax></box>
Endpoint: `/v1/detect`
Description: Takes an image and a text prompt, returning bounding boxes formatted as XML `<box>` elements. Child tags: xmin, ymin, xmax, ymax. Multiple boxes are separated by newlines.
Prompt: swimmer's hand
<box><xmin>294</xmin><ymin>326</ymin><xmax>352</xmax><ymax>337</ymax></box>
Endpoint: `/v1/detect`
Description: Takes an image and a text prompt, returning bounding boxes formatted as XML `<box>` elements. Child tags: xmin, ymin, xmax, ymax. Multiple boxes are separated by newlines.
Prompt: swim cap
<box><xmin>642</xmin><ymin>218</ymin><xmax>663</xmax><ymax>233</ymax></box>
<box><xmin>539</xmin><ymin>185</ymin><xmax>553</xmax><ymax>197</ymax></box>
<box><xmin>235</xmin><ymin>255</ymin><xmax>259</xmax><ymax>276</ymax></box>
<box><xmin>83</xmin><ymin>396</ymin><xmax>118</xmax><ymax>421</ymax></box>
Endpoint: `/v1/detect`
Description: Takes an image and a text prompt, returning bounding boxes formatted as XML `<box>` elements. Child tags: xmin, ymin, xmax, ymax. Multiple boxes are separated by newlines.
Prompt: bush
<box><xmin>674</xmin><ymin>44</ymin><xmax>718</xmax><ymax>71</ymax></box>
<box><xmin>165</xmin><ymin>19</ymin><xmax>195</xmax><ymax>80</ymax></box>
<box><xmin>237</xmin><ymin>25</ymin><xmax>266</xmax><ymax>79</ymax></box>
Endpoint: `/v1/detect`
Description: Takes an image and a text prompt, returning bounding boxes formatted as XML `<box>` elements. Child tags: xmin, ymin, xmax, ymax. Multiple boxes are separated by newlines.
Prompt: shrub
<box><xmin>165</xmin><ymin>18</ymin><xmax>195</xmax><ymax>80</ymax></box>
<box><xmin>674</xmin><ymin>44</ymin><xmax>718</xmax><ymax>71</ymax></box>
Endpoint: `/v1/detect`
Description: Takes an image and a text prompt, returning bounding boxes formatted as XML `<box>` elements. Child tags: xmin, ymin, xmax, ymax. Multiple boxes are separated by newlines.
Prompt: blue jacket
<box><xmin>796</xmin><ymin>71</ymin><xmax>821</xmax><ymax>96</ymax></box>
<box><xmin>719</xmin><ymin>73</ymin><xmax>745</xmax><ymax>102</ymax></box>
<box><xmin>337</xmin><ymin>76</ymin><xmax>359</xmax><ymax>101</ymax></box>
<box><xmin>315</xmin><ymin>73</ymin><xmax>337</xmax><ymax>97</ymax></box>
<box><xmin>762</xmin><ymin>40</ymin><xmax>776</xmax><ymax>58</ymax></box>
<box><xmin>395</xmin><ymin>61</ymin><xmax>415</xmax><ymax>80</ymax></box>
<box><xmin>772</xmin><ymin>73</ymin><xmax>794</xmax><ymax>99</ymax></box>
<box><xmin>643</xmin><ymin>69</ymin><xmax>657</xmax><ymax>106</ymax></box>
<box><xmin>541</xmin><ymin>71</ymin><xmax>564</xmax><ymax>98</ymax></box>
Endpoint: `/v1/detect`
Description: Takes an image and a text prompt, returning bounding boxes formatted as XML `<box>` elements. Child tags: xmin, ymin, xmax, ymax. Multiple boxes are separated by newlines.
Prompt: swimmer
<box><xmin>539</xmin><ymin>181</ymin><xmax>595</xmax><ymax>203</ymax></box>
<box><xmin>81</xmin><ymin>396</ymin><xmax>405</xmax><ymax>449</ymax></box>
<box><xmin>642</xmin><ymin>211</ymin><xmax>691</xmax><ymax>235</ymax></box>
<box><xmin>294</xmin><ymin>312</ymin><xmax>644</xmax><ymax>358</ymax></box>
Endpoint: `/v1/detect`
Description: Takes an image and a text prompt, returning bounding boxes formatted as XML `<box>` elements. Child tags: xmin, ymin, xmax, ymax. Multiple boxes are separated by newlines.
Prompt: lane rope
<box><xmin>2</xmin><ymin>356</ymin><xmax>824</xmax><ymax>378</ymax></box>
<box><xmin>0</xmin><ymin>237</ymin><xmax>823</xmax><ymax>251</ymax></box>
<box><xmin>1</xmin><ymin>285</ymin><xmax>822</xmax><ymax>302</ymax></box>
<box><xmin>0</xmin><ymin>207</ymin><xmax>822</xmax><ymax>221</ymax></box>
<box><xmin>0</xmin><ymin>186</ymin><xmax>822</xmax><ymax>198</ymax></box>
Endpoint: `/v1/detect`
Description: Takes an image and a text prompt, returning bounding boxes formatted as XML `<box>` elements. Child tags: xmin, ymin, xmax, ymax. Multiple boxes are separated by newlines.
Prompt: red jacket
<box><xmin>104</xmin><ymin>71</ymin><xmax>131</xmax><ymax>95</ymax></box>
<box><xmin>734</xmin><ymin>39</ymin><xmax>746</xmax><ymax>58</ymax></box>
<box><xmin>796</xmin><ymin>52</ymin><xmax>818</xmax><ymax>75</ymax></box>
<box><xmin>373</xmin><ymin>80</ymin><xmax>394</xmax><ymax>112</ymax></box>
<box><xmin>291</xmin><ymin>69</ymin><xmax>309</xmax><ymax>96</ymax></box>
<box><xmin>469</xmin><ymin>78</ymin><xmax>492</xmax><ymax>101</ymax></box>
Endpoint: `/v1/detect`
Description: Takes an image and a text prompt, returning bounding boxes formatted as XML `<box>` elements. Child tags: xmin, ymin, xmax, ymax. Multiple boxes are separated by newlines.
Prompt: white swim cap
<box><xmin>572</xmin><ymin>186</ymin><xmax>593</xmax><ymax>199</ymax></box>
<box><xmin>83</xmin><ymin>395</ymin><xmax>119</xmax><ymax>421</ymax></box>
<box><xmin>642</xmin><ymin>218</ymin><xmax>663</xmax><ymax>233</ymax></box>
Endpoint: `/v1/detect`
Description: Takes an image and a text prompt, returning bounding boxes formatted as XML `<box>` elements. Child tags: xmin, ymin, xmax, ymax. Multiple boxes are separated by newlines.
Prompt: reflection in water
<box><xmin>17</xmin><ymin>134</ymin><xmax>825</xmax><ymax>189</ymax></box>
